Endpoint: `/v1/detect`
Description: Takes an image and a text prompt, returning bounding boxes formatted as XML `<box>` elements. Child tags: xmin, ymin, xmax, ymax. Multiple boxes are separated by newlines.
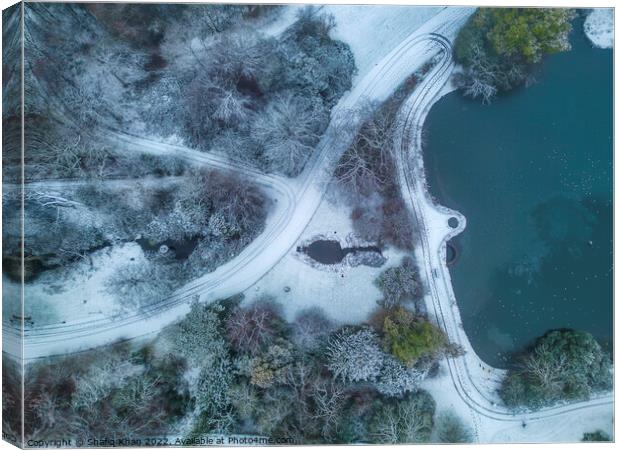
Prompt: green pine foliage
<box><xmin>500</xmin><ymin>330</ymin><xmax>612</xmax><ymax>409</ymax></box>
<box><xmin>454</xmin><ymin>8</ymin><xmax>575</xmax><ymax>101</ymax></box>
<box><xmin>382</xmin><ymin>307</ymin><xmax>450</xmax><ymax>368</ymax></box>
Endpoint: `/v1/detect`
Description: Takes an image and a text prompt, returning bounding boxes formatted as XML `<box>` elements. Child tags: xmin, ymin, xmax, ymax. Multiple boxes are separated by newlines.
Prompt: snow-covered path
<box><xmin>391</xmin><ymin>31</ymin><xmax>613</xmax><ymax>443</ymax></box>
<box><xmin>5</xmin><ymin>7</ymin><xmax>475</xmax><ymax>360</ymax></box>
<box><xmin>5</xmin><ymin>5</ymin><xmax>612</xmax><ymax>441</ymax></box>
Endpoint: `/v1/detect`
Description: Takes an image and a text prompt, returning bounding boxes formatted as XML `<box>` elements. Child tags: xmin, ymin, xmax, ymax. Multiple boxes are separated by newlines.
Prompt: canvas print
<box><xmin>2</xmin><ymin>2</ymin><xmax>614</xmax><ymax>447</ymax></box>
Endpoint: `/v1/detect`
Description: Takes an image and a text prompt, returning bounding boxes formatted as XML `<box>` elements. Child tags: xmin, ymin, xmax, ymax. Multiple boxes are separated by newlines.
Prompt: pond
<box><xmin>423</xmin><ymin>19</ymin><xmax>612</xmax><ymax>367</ymax></box>
<box><xmin>300</xmin><ymin>240</ymin><xmax>382</xmax><ymax>265</ymax></box>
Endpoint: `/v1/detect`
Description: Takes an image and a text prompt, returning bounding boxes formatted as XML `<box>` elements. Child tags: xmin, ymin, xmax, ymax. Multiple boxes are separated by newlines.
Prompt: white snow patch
<box><xmin>242</xmin><ymin>196</ymin><xmax>407</xmax><ymax>324</ymax></box>
<box><xmin>261</xmin><ymin>4</ymin><xmax>305</xmax><ymax>37</ymax></box>
<box><xmin>485</xmin><ymin>401</ymin><xmax>613</xmax><ymax>443</ymax></box>
<box><xmin>584</xmin><ymin>8</ymin><xmax>614</xmax><ymax>49</ymax></box>
<box><xmin>20</xmin><ymin>243</ymin><xmax>146</xmax><ymax>325</ymax></box>
<box><xmin>264</xmin><ymin>4</ymin><xmax>445</xmax><ymax>83</ymax></box>
<box><xmin>324</xmin><ymin>5</ymin><xmax>443</xmax><ymax>82</ymax></box>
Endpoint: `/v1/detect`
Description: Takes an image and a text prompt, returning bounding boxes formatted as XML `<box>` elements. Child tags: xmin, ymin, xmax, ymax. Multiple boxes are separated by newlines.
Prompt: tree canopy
<box><xmin>382</xmin><ymin>308</ymin><xmax>450</xmax><ymax>368</ymax></box>
<box><xmin>500</xmin><ymin>329</ymin><xmax>612</xmax><ymax>409</ymax></box>
<box><xmin>454</xmin><ymin>8</ymin><xmax>575</xmax><ymax>101</ymax></box>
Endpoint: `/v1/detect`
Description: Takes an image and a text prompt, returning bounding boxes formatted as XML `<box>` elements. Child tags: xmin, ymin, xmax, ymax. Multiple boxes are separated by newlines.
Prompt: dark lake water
<box><xmin>424</xmin><ymin>21</ymin><xmax>612</xmax><ymax>367</ymax></box>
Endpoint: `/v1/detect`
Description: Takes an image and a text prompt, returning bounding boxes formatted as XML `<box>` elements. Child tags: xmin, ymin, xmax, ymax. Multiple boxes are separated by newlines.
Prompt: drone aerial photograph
<box><xmin>0</xmin><ymin>0</ymin><xmax>614</xmax><ymax>447</ymax></box>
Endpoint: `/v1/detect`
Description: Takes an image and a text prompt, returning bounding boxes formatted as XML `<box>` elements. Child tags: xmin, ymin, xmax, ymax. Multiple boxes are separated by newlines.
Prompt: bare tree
<box><xmin>226</xmin><ymin>297</ymin><xmax>284</xmax><ymax>355</ymax></box>
<box><xmin>334</xmin><ymin>105</ymin><xmax>394</xmax><ymax>195</ymax></box>
<box><xmin>253</xmin><ymin>91</ymin><xmax>328</xmax><ymax>176</ymax></box>
<box><xmin>254</xmin><ymin>387</ymin><xmax>295</xmax><ymax>436</ymax></box>
<box><xmin>454</xmin><ymin>44</ymin><xmax>498</xmax><ymax>103</ymax></box>
<box><xmin>183</xmin><ymin>75</ymin><xmax>253</xmax><ymax>142</ymax></box>
<box><xmin>523</xmin><ymin>341</ymin><xmax>568</xmax><ymax>398</ymax></box>
<box><xmin>310</xmin><ymin>377</ymin><xmax>347</xmax><ymax>439</ymax></box>
<box><xmin>326</xmin><ymin>327</ymin><xmax>384</xmax><ymax>383</ymax></box>
<box><xmin>434</xmin><ymin>411</ymin><xmax>473</xmax><ymax>443</ymax></box>
<box><xmin>206</xmin><ymin>30</ymin><xmax>270</xmax><ymax>83</ymax></box>
<box><xmin>291</xmin><ymin>307</ymin><xmax>334</xmax><ymax>351</ymax></box>
<box><xmin>369</xmin><ymin>392</ymin><xmax>435</xmax><ymax>443</ymax></box>
<box><xmin>105</xmin><ymin>260</ymin><xmax>175</xmax><ymax>312</ymax></box>
<box><xmin>454</xmin><ymin>43</ymin><xmax>528</xmax><ymax>104</ymax></box>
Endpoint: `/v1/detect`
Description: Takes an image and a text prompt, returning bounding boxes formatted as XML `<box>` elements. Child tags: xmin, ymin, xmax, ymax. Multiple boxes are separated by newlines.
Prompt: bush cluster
<box><xmin>334</xmin><ymin>74</ymin><xmax>426</xmax><ymax>250</ymax></box>
<box><xmin>454</xmin><ymin>8</ymin><xmax>575</xmax><ymax>102</ymax></box>
<box><xmin>5</xmin><ymin>297</ymin><xmax>465</xmax><ymax>444</ymax></box>
<box><xmin>499</xmin><ymin>329</ymin><xmax>612</xmax><ymax>409</ymax></box>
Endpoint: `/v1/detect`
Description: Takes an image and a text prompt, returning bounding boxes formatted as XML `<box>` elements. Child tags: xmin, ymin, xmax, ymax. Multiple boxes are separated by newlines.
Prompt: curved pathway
<box><xmin>4</xmin><ymin>6</ymin><xmax>611</xmax><ymax>441</ymax></box>
<box><xmin>392</xmin><ymin>31</ymin><xmax>613</xmax><ymax>442</ymax></box>
<box><xmin>4</xmin><ymin>8</ymin><xmax>475</xmax><ymax>360</ymax></box>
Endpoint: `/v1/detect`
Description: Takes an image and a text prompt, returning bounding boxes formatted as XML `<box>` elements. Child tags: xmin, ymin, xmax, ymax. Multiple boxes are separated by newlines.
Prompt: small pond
<box><xmin>299</xmin><ymin>240</ymin><xmax>382</xmax><ymax>265</ymax></box>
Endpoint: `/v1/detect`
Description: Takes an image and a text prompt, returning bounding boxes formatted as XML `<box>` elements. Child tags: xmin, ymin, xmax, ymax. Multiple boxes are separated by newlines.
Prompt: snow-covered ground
<box><xmin>16</xmin><ymin>243</ymin><xmax>146</xmax><ymax>325</ymax></box>
<box><xmin>6</xmin><ymin>5</ymin><xmax>612</xmax><ymax>442</ymax></box>
<box><xmin>324</xmin><ymin>5</ymin><xmax>443</xmax><ymax>82</ymax></box>
<box><xmin>263</xmin><ymin>4</ymin><xmax>443</xmax><ymax>82</ymax></box>
<box><xmin>261</xmin><ymin>4</ymin><xmax>305</xmax><ymax>36</ymax></box>
<box><xmin>584</xmin><ymin>8</ymin><xmax>614</xmax><ymax>49</ymax></box>
<box><xmin>242</xmin><ymin>196</ymin><xmax>408</xmax><ymax>324</ymax></box>
<box><xmin>423</xmin><ymin>361</ymin><xmax>614</xmax><ymax>443</ymax></box>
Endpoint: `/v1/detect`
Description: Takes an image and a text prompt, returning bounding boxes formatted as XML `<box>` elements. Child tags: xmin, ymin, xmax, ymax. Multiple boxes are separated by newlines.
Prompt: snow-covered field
<box><xmin>14</xmin><ymin>243</ymin><xmax>146</xmax><ymax>325</ymax></box>
<box><xmin>584</xmin><ymin>8</ymin><xmax>614</xmax><ymax>49</ymax></box>
<box><xmin>261</xmin><ymin>4</ymin><xmax>304</xmax><ymax>36</ymax></box>
<box><xmin>263</xmin><ymin>4</ymin><xmax>443</xmax><ymax>82</ymax></box>
<box><xmin>8</xmin><ymin>6</ymin><xmax>612</xmax><ymax>442</ymax></box>
<box><xmin>323</xmin><ymin>5</ymin><xmax>442</xmax><ymax>82</ymax></box>
<box><xmin>423</xmin><ymin>361</ymin><xmax>614</xmax><ymax>443</ymax></box>
<box><xmin>242</xmin><ymin>196</ymin><xmax>408</xmax><ymax>324</ymax></box>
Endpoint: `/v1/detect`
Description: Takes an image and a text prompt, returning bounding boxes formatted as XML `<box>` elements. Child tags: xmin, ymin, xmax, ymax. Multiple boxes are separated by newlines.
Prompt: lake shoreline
<box><xmin>422</xmin><ymin>16</ymin><xmax>613</xmax><ymax>367</ymax></box>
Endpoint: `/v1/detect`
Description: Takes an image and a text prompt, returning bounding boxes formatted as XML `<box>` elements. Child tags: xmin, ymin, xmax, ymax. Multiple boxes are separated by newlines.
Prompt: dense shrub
<box><xmin>375</xmin><ymin>256</ymin><xmax>423</xmax><ymax>309</ymax></box>
<box><xmin>334</xmin><ymin>79</ymin><xmax>422</xmax><ymax>250</ymax></box>
<box><xmin>499</xmin><ymin>330</ymin><xmax>612</xmax><ymax>409</ymax></box>
<box><xmin>15</xmin><ymin>343</ymin><xmax>190</xmax><ymax>440</ymax></box>
<box><xmin>434</xmin><ymin>411</ymin><xmax>473</xmax><ymax>443</ymax></box>
<box><xmin>454</xmin><ymin>8</ymin><xmax>575</xmax><ymax>102</ymax></box>
<box><xmin>226</xmin><ymin>298</ymin><xmax>287</xmax><ymax>356</ymax></box>
<box><xmin>2</xmin><ymin>357</ymin><xmax>22</xmax><ymax>442</ymax></box>
<box><xmin>248</xmin><ymin>340</ymin><xmax>295</xmax><ymax>388</ymax></box>
<box><xmin>172</xmin><ymin>5</ymin><xmax>355</xmax><ymax>176</ymax></box>
<box><xmin>7</xmin><ymin>294</ymin><xmax>458</xmax><ymax>444</ymax></box>
<box><xmin>382</xmin><ymin>308</ymin><xmax>452</xmax><ymax>368</ymax></box>
<box><xmin>20</xmin><ymin>4</ymin><xmax>355</xmax><ymax>182</ymax></box>
<box><xmin>253</xmin><ymin>92</ymin><xmax>329</xmax><ymax>176</ymax></box>
<box><xmin>582</xmin><ymin>430</ymin><xmax>611</xmax><ymax>442</ymax></box>
<box><xmin>280</xmin><ymin>6</ymin><xmax>356</xmax><ymax>108</ymax></box>
<box><xmin>172</xmin><ymin>300</ymin><xmax>237</xmax><ymax>434</ymax></box>
<box><xmin>326</xmin><ymin>327</ymin><xmax>384</xmax><ymax>383</ymax></box>
<box><xmin>172</xmin><ymin>300</ymin><xmax>226</xmax><ymax>357</ymax></box>
<box><xmin>291</xmin><ymin>307</ymin><xmax>335</xmax><ymax>351</ymax></box>
<box><xmin>374</xmin><ymin>356</ymin><xmax>424</xmax><ymax>398</ymax></box>
<box><xmin>368</xmin><ymin>390</ymin><xmax>435</xmax><ymax>443</ymax></box>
